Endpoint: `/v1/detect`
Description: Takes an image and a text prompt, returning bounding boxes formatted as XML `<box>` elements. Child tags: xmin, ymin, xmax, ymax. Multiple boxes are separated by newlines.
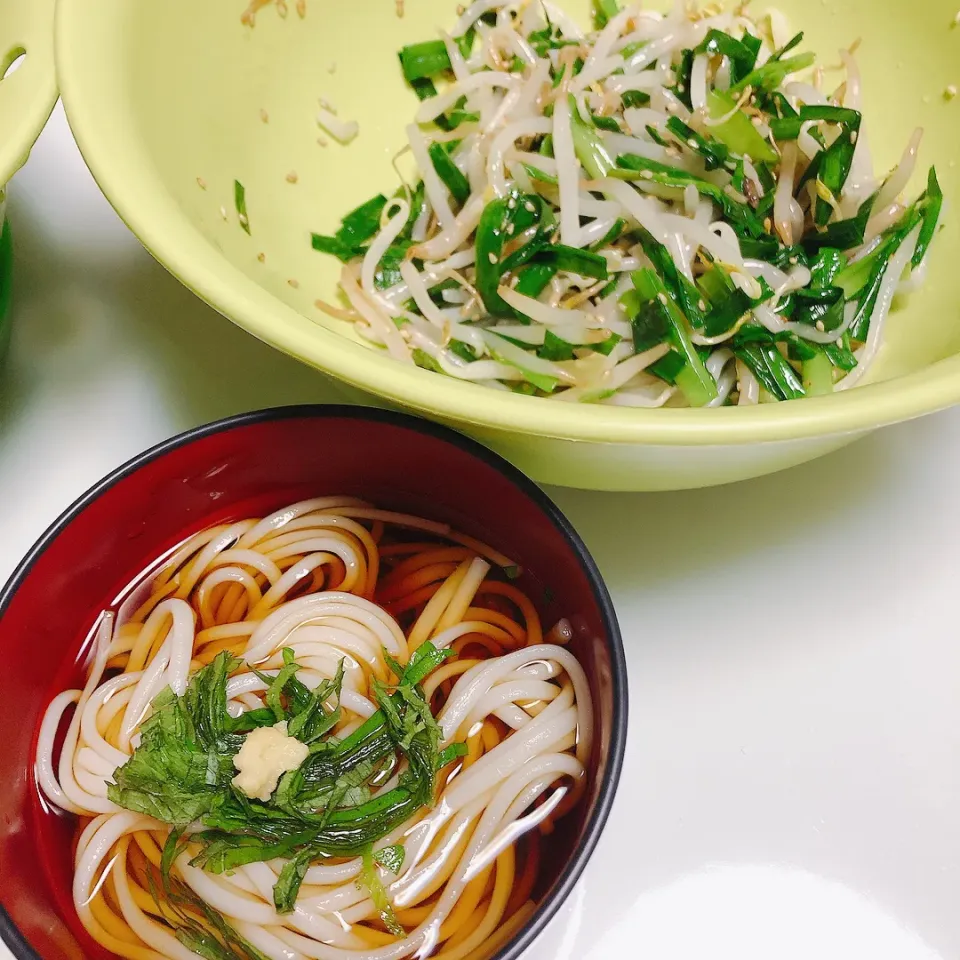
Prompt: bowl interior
<box><xmin>0</xmin><ymin>408</ymin><xmax>624</xmax><ymax>960</ymax></box>
<box><xmin>56</xmin><ymin>0</ymin><xmax>960</xmax><ymax>446</ymax></box>
<box><xmin>0</xmin><ymin>0</ymin><xmax>57</xmax><ymax>186</ymax></box>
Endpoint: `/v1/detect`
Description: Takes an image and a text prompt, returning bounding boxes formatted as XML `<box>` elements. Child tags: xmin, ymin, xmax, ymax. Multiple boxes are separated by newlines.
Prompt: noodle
<box><xmin>36</xmin><ymin>498</ymin><xmax>591</xmax><ymax>960</ymax></box>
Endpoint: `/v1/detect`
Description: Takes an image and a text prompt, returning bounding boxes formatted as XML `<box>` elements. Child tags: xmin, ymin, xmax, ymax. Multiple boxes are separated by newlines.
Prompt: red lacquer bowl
<box><xmin>0</xmin><ymin>405</ymin><xmax>626</xmax><ymax>960</ymax></box>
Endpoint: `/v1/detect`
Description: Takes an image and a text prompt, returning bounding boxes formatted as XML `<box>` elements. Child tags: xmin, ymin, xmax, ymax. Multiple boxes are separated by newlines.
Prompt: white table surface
<box><xmin>2</xmin><ymin>106</ymin><xmax>959</xmax><ymax>960</ymax></box>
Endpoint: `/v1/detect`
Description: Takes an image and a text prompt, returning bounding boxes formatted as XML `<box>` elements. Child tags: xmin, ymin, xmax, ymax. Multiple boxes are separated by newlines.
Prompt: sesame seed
<box><xmin>488</xmin><ymin>252</ymin><xmax>498</xmax><ymax>264</ymax></box>
<box><xmin>789</xmin><ymin>256</ymin><xmax>799</xmax><ymax>265</ymax></box>
<box><xmin>815</xmin><ymin>320</ymin><xmax>825</xmax><ymax>331</ymax></box>
<box><xmin>239</xmin><ymin>214</ymin><xmax>249</xmax><ymax>227</ymax></box>
<box><xmin>220</xmin><ymin>205</ymin><xmax>228</xmax><ymax>220</ymax></box>
<box><xmin>508</xmin><ymin>198</ymin><xmax>517</xmax><ymax>209</ymax></box>
<box><xmin>288</xmin><ymin>279</ymin><xmax>300</xmax><ymax>288</ymax></box>
<box><xmin>657</xmin><ymin>292</ymin><xmax>668</xmax><ymax>306</ymax></box>
<box><xmin>641</xmin><ymin>170</ymin><xmax>654</xmax><ymax>179</ymax></box>
<box><xmin>286</xmin><ymin>171</ymin><xmax>299</xmax><ymax>184</ymax></box>
<box><xmin>317</xmin><ymin>137</ymin><xmax>328</xmax><ymax>147</ymax></box>
<box><xmin>751</xmin><ymin>116</ymin><xmax>763</xmax><ymax>127</ymax></box>
<box><xmin>276</xmin><ymin>0</ymin><xmax>287</xmax><ymax>16</ymax></box>
<box><xmin>507</xmin><ymin>223</ymin><xmax>516</xmax><ymax>235</ymax></box>
<box><xmin>257</xmin><ymin>252</ymin><xmax>266</xmax><ymax>263</ymax></box>
<box><xmin>196</xmin><ymin>177</ymin><xmax>207</xmax><ymax>190</ymax></box>
<box><xmin>698</xmin><ymin>300</ymin><xmax>707</xmax><ymax>311</ymax></box>
<box><xmin>836</xmin><ymin>338</ymin><xmax>843</xmax><ymax>347</ymax></box>
<box><xmin>954</xmin><ymin>10</ymin><xmax>960</xmax><ymax>26</ymax></box>
<box><xmin>524</xmin><ymin>201</ymin><xmax>536</xmax><ymax>212</ymax></box>
<box><xmin>850</xmin><ymin>130</ymin><xmax>858</xmax><ymax>143</ymax></box>
<box><xmin>945</xmin><ymin>84</ymin><xmax>958</xmax><ymax>100</ymax></box>
<box><xmin>687</xmin><ymin>138</ymin><xmax>698</xmax><ymax>149</ymax></box>
<box><xmin>260</xmin><ymin>108</ymin><xmax>269</xmax><ymax>123</ymax></box>
<box><xmin>395</xmin><ymin>0</ymin><xmax>404</xmax><ymax>15</ymax></box>
<box><xmin>296</xmin><ymin>0</ymin><xmax>306</xmax><ymax>16</ymax></box>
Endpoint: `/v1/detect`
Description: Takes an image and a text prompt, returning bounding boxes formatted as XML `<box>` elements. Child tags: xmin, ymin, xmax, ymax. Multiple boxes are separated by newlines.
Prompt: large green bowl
<box><xmin>0</xmin><ymin>0</ymin><xmax>57</xmax><ymax>360</ymax></box>
<box><xmin>56</xmin><ymin>0</ymin><xmax>960</xmax><ymax>490</ymax></box>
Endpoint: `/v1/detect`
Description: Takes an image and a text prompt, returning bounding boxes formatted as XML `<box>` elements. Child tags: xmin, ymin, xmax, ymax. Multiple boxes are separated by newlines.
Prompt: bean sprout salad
<box><xmin>311</xmin><ymin>0</ymin><xmax>943</xmax><ymax>408</ymax></box>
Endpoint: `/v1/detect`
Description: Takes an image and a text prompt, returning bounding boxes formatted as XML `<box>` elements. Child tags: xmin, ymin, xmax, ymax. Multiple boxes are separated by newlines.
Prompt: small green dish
<box><xmin>0</xmin><ymin>0</ymin><xmax>57</xmax><ymax>362</ymax></box>
<box><xmin>56</xmin><ymin>0</ymin><xmax>960</xmax><ymax>490</ymax></box>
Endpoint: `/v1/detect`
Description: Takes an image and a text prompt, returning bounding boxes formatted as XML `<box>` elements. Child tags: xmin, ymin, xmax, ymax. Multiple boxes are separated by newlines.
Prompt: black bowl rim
<box><xmin>0</xmin><ymin>403</ymin><xmax>627</xmax><ymax>960</ymax></box>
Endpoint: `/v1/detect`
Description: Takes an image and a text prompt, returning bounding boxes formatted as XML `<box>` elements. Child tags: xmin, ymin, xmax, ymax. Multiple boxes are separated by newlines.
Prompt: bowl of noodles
<box><xmin>55</xmin><ymin>0</ymin><xmax>960</xmax><ymax>489</ymax></box>
<box><xmin>0</xmin><ymin>404</ymin><xmax>626</xmax><ymax>960</ymax></box>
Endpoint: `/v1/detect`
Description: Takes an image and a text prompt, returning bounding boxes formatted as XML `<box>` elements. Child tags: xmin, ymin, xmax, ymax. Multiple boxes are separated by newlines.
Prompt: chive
<box><xmin>705</xmin><ymin>91</ymin><xmax>778</xmax><ymax>164</ymax></box>
<box><xmin>234</xmin><ymin>180</ymin><xmax>250</xmax><ymax>234</ymax></box>
<box><xmin>672</xmin><ymin>49</ymin><xmax>694</xmax><ymax>109</ymax></box>
<box><xmin>539</xmin><ymin>134</ymin><xmax>554</xmax><ymax>157</ymax></box>
<box><xmin>638</xmin><ymin>232</ymin><xmax>706</xmax><ymax>329</ymax></box>
<box><xmin>515</xmin><ymin>262</ymin><xmax>557</xmax><ymax>299</ymax></box>
<box><xmin>734</xmin><ymin>342</ymin><xmax>805</xmax><ymax>400</ymax></box>
<box><xmin>399</xmin><ymin>41</ymin><xmax>452</xmax><ymax>82</ymax></box>
<box><xmin>695</xmin><ymin>29</ymin><xmax>761</xmax><ymax>85</ymax></box>
<box><xmin>474</xmin><ymin>192</ymin><xmax>554</xmax><ymax>317</ymax></box>
<box><xmin>592</xmin><ymin>0</ymin><xmax>620</xmax><ymax>28</ymax></box>
<box><xmin>412</xmin><ymin>349</ymin><xmax>444</xmax><ymax>374</ymax></box>
<box><xmin>631</xmin><ymin>269</ymin><xmax>718</xmax><ymax>406</ymax></box>
<box><xmin>311</xmin><ymin>233</ymin><xmax>357</xmax><ymax>261</ymax></box>
<box><xmin>568</xmin><ymin>96</ymin><xmax>617</xmax><ymax>178</ymax></box>
<box><xmin>621</xmin><ymin>90</ymin><xmax>651</xmax><ymax>109</ymax></box>
<box><xmin>590</xmin><ymin>332</ymin><xmax>623</xmax><ymax>356</ymax></box>
<box><xmin>535</xmin><ymin>244</ymin><xmax>609</xmax><ymax>280</ymax></box>
<box><xmin>802</xmin><ymin>349</ymin><xmax>835</xmax><ymax>396</ymax></box>
<box><xmin>645</xmin><ymin>124</ymin><xmax>669</xmax><ymax>147</ymax></box>
<box><xmin>770</xmin><ymin>31</ymin><xmax>805</xmax><ymax>61</ymax></box>
<box><xmin>802</xmin><ymin>193</ymin><xmax>876</xmax><ymax>255</ymax></box>
<box><xmin>769</xmin><ymin>105</ymin><xmax>860</xmax><ymax>141</ymax></box>
<box><xmin>649</xmin><ymin>349</ymin><xmax>687</xmax><ymax>385</ymax></box>
<box><xmin>448</xmin><ymin>340</ymin><xmax>478</xmax><ymax>363</ymax></box>
<box><xmin>730</xmin><ymin>51</ymin><xmax>816</xmax><ymax>94</ymax></box>
<box><xmin>538</xmin><ymin>329</ymin><xmax>576</xmax><ymax>361</ymax></box>
<box><xmin>824</xmin><ymin>334</ymin><xmax>858</xmax><ymax>371</ymax></box>
<box><xmin>591</xmin><ymin>218</ymin><xmax>626</xmax><ymax>251</ymax></box>
<box><xmin>592</xmin><ymin>113</ymin><xmax>622</xmax><ymax>133</ymax></box>
<box><xmin>428</xmin><ymin>142</ymin><xmax>470</xmax><ymax>206</ymax></box>
<box><xmin>912</xmin><ymin>167</ymin><xmax>943</xmax><ymax>268</ymax></box>
<box><xmin>456</xmin><ymin>27</ymin><xmax>475</xmax><ymax>59</ymax></box>
<box><xmin>665</xmin><ymin>116</ymin><xmax>728</xmax><ymax>170</ymax></box>
<box><xmin>522</xmin><ymin>162</ymin><xmax>558</xmax><ymax>185</ymax></box>
<box><xmin>339</xmin><ymin>194</ymin><xmax>389</xmax><ymax>247</ymax></box>
<box><xmin>615</xmin><ymin>154</ymin><xmax>764</xmax><ymax>238</ymax></box>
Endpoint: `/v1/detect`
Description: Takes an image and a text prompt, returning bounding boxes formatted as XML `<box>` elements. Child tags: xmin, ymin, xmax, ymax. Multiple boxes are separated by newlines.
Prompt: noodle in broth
<box><xmin>35</xmin><ymin>497</ymin><xmax>591</xmax><ymax>960</ymax></box>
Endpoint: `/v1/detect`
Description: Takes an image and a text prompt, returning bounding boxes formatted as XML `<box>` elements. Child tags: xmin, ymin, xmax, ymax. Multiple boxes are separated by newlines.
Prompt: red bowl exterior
<box><xmin>0</xmin><ymin>405</ymin><xmax>626</xmax><ymax>960</ymax></box>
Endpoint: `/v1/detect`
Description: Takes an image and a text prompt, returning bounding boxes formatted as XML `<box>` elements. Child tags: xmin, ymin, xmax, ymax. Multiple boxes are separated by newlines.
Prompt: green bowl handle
<box><xmin>0</xmin><ymin>0</ymin><xmax>57</xmax><ymax>185</ymax></box>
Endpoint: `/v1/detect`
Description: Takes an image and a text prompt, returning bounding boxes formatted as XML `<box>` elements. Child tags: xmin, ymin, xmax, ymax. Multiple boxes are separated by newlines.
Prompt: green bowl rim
<box><xmin>55</xmin><ymin>0</ymin><xmax>960</xmax><ymax>448</ymax></box>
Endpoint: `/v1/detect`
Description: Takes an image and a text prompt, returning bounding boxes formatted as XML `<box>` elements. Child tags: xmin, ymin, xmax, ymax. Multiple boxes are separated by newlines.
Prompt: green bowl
<box><xmin>56</xmin><ymin>0</ymin><xmax>960</xmax><ymax>490</ymax></box>
<box><xmin>0</xmin><ymin>0</ymin><xmax>57</xmax><ymax>360</ymax></box>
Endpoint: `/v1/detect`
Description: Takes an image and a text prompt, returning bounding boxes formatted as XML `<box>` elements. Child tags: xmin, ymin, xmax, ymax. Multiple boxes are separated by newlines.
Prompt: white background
<box><xmin>2</xmin><ymin>107</ymin><xmax>959</xmax><ymax>960</ymax></box>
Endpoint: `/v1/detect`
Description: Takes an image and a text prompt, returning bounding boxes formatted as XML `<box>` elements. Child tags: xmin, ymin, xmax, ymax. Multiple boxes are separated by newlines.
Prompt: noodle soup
<box><xmin>34</xmin><ymin>497</ymin><xmax>594</xmax><ymax>960</ymax></box>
